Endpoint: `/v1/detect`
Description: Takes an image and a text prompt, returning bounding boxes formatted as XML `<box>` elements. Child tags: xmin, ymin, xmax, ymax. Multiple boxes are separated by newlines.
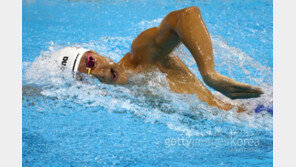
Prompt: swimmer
<box><xmin>56</xmin><ymin>6</ymin><xmax>263</xmax><ymax>112</ymax></box>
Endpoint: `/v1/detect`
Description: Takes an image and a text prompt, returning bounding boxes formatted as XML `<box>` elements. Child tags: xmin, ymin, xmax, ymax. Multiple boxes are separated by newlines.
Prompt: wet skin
<box><xmin>77</xmin><ymin>6</ymin><xmax>263</xmax><ymax>112</ymax></box>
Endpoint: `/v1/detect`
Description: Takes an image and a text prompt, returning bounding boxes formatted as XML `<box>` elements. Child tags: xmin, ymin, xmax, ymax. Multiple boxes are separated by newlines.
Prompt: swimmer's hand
<box><xmin>204</xmin><ymin>73</ymin><xmax>264</xmax><ymax>100</ymax></box>
<box><xmin>224</xmin><ymin>84</ymin><xmax>264</xmax><ymax>99</ymax></box>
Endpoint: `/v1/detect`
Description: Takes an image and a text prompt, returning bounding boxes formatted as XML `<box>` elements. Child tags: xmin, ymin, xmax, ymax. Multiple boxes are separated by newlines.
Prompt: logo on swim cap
<box><xmin>61</xmin><ymin>56</ymin><xmax>69</xmax><ymax>66</ymax></box>
<box><xmin>56</xmin><ymin>47</ymin><xmax>89</xmax><ymax>73</ymax></box>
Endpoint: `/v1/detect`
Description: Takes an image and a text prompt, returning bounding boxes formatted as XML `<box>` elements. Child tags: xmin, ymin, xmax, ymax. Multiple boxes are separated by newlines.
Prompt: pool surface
<box><xmin>23</xmin><ymin>0</ymin><xmax>273</xmax><ymax>166</ymax></box>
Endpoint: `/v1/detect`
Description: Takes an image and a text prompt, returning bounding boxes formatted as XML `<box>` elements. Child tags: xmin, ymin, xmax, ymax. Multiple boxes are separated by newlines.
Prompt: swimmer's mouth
<box><xmin>111</xmin><ymin>68</ymin><xmax>118</xmax><ymax>80</ymax></box>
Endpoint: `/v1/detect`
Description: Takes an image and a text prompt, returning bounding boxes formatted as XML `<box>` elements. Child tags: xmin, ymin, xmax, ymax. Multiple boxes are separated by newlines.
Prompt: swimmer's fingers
<box><xmin>231</xmin><ymin>85</ymin><xmax>264</xmax><ymax>94</ymax></box>
<box><xmin>228</xmin><ymin>91</ymin><xmax>263</xmax><ymax>99</ymax></box>
<box><xmin>222</xmin><ymin>85</ymin><xmax>264</xmax><ymax>99</ymax></box>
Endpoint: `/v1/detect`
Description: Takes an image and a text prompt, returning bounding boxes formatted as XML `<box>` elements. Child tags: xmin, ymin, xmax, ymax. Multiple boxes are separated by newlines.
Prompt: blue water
<box><xmin>22</xmin><ymin>0</ymin><xmax>273</xmax><ymax>166</ymax></box>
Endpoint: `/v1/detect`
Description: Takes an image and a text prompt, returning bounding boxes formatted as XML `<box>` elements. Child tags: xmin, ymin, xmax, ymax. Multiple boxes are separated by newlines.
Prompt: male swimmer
<box><xmin>55</xmin><ymin>6</ymin><xmax>263</xmax><ymax>112</ymax></box>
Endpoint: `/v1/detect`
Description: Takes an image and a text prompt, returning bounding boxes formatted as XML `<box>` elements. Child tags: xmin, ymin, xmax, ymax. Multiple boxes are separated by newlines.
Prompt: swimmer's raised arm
<box><xmin>154</xmin><ymin>6</ymin><xmax>263</xmax><ymax>99</ymax></box>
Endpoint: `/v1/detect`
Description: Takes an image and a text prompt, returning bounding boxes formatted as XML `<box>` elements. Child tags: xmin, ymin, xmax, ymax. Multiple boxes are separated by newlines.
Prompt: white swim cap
<box><xmin>55</xmin><ymin>47</ymin><xmax>89</xmax><ymax>72</ymax></box>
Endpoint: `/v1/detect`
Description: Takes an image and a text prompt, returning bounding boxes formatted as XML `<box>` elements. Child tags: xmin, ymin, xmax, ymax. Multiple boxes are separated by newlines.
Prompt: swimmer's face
<box><xmin>78</xmin><ymin>50</ymin><xmax>128</xmax><ymax>84</ymax></box>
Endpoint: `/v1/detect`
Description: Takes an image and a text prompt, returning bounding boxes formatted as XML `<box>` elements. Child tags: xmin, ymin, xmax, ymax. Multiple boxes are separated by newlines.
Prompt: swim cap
<box><xmin>55</xmin><ymin>47</ymin><xmax>89</xmax><ymax>72</ymax></box>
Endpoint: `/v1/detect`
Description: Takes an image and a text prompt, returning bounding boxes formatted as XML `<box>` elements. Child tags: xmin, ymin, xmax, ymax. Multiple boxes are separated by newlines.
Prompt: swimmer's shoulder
<box><xmin>127</xmin><ymin>27</ymin><xmax>182</xmax><ymax>68</ymax></box>
<box><xmin>129</xmin><ymin>27</ymin><xmax>160</xmax><ymax>65</ymax></box>
<box><xmin>131</xmin><ymin>27</ymin><xmax>159</xmax><ymax>49</ymax></box>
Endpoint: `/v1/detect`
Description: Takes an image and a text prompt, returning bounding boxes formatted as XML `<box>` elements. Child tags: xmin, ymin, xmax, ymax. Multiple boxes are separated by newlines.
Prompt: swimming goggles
<box><xmin>86</xmin><ymin>52</ymin><xmax>96</xmax><ymax>75</ymax></box>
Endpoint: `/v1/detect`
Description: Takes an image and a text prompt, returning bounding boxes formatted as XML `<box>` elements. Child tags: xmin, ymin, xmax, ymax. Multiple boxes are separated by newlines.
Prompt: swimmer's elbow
<box><xmin>164</xmin><ymin>6</ymin><xmax>201</xmax><ymax>29</ymax></box>
<box><xmin>178</xmin><ymin>6</ymin><xmax>200</xmax><ymax>15</ymax></box>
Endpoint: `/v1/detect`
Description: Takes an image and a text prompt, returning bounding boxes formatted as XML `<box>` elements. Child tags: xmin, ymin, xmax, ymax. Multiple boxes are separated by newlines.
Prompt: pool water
<box><xmin>22</xmin><ymin>0</ymin><xmax>273</xmax><ymax>166</ymax></box>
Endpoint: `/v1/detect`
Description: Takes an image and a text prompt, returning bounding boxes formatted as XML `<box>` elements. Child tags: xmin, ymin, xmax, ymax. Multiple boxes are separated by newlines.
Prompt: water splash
<box><xmin>23</xmin><ymin>34</ymin><xmax>272</xmax><ymax>137</ymax></box>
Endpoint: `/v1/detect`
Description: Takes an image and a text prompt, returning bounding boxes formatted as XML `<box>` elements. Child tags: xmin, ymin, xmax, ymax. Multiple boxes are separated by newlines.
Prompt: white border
<box><xmin>1</xmin><ymin>0</ymin><xmax>296</xmax><ymax>166</ymax></box>
<box><xmin>274</xmin><ymin>0</ymin><xmax>296</xmax><ymax>166</ymax></box>
<box><xmin>0</xmin><ymin>0</ymin><xmax>22</xmax><ymax>166</ymax></box>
